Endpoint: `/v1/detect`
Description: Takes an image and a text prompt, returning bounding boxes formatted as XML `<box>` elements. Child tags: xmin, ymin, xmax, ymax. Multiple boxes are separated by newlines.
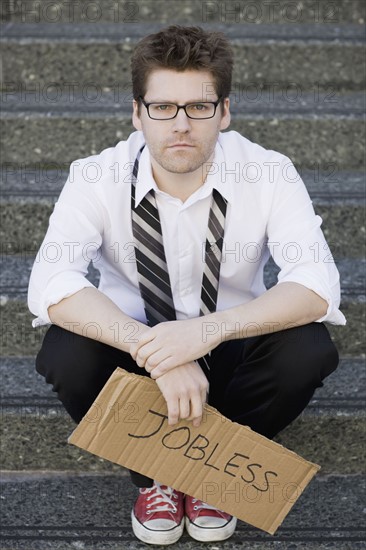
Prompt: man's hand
<box><xmin>154</xmin><ymin>361</ymin><xmax>209</xmax><ymax>427</ymax></box>
<box><xmin>129</xmin><ymin>318</ymin><xmax>218</xmax><ymax>378</ymax></box>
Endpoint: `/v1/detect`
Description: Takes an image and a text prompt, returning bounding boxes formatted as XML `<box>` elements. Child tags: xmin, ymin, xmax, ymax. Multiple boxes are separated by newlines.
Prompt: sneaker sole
<box><xmin>185</xmin><ymin>515</ymin><xmax>237</xmax><ymax>542</ymax></box>
<box><xmin>131</xmin><ymin>511</ymin><xmax>184</xmax><ymax>545</ymax></box>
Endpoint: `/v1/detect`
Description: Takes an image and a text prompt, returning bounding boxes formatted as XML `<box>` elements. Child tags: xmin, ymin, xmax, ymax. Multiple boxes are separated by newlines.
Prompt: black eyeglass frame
<box><xmin>138</xmin><ymin>96</ymin><xmax>223</xmax><ymax>120</ymax></box>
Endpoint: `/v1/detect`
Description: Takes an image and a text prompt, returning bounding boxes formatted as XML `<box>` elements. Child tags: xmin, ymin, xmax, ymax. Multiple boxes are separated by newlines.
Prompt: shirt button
<box><xmin>181</xmin><ymin>287</ymin><xmax>192</xmax><ymax>296</ymax></box>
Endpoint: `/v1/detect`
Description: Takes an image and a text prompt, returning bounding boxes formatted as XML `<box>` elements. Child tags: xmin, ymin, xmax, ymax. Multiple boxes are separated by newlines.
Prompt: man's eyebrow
<box><xmin>145</xmin><ymin>98</ymin><xmax>216</xmax><ymax>103</ymax></box>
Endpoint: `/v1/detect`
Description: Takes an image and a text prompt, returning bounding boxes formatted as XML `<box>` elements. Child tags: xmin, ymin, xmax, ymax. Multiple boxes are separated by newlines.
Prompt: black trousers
<box><xmin>35</xmin><ymin>322</ymin><xmax>339</xmax><ymax>488</ymax></box>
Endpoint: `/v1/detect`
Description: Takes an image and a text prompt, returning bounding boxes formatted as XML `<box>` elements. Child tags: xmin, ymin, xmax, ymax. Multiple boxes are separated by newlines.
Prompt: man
<box><xmin>28</xmin><ymin>26</ymin><xmax>345</xmax><ymax>545</ymax></box>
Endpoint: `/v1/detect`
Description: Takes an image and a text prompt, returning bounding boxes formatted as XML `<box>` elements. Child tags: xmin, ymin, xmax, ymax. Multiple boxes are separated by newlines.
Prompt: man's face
<box><xmin>132</xmin><ymin>69</ymin><xmax>230</xmax><ymax>176</ymax></box>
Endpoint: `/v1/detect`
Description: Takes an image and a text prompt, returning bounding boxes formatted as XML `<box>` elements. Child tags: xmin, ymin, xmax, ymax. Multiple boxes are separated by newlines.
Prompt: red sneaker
<box><xmin>185</xmin><ymin>495</ymin><xmax>237</xmax><ymax>542</ymax></box>
<box><xmin>131</xmin><ymin>481</ymin><xmax>184</xmax><ymax>545</ymax></box>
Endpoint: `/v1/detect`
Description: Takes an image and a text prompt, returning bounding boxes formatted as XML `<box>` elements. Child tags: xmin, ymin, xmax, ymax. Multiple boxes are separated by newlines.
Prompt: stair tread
<box><xmin>1</xmin><ymin>169</ymin><xmax>364</xmax><ymax>199</ymax></box>
<box><xmin>2</xmin><ymin>111</ymin><xmax>364</xmax><ymax>170</ymax></box>
<box><xmin>1</xmin><ymin>91</ymin><xmax>364</xmax><ymax>116</ymax></box>
<box><xmin>2</xmin><ymin>0</ymin><xmax>365</xmax><ymax>26</ymax></box>
<box><xmin>1</xmin><ymin>357</ymin><xmax>364</xmax><ymax>411</ymax></box>
<box><xmin>2</xmin><ymin>21</ymin><xmax>365</xmax><ymax>41</ymax></box>
<box><xmin>2</xmin><ymin>22</ymin><xmax>364</xmax><ymax>95</ymax></box>
<box><xmin>0</xmin><ymin>473</ymin><xmax>365</xmax><ymax>549</ymax></box>
<box><xmin>1</xmin><ymin>257</ymin><xmax>364</xmax><ymax>297</ymax></box>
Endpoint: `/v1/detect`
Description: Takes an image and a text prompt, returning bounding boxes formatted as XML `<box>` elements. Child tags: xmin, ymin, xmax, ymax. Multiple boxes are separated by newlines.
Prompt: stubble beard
<box><xmin>150</xmin><ymin>133</ymin><xmax>219</xmax><ymax>175</ymax></box>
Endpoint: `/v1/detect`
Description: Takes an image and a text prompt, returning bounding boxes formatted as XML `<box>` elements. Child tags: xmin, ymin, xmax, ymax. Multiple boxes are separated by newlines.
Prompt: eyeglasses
<box><xmin>139</xmin><ymin>96</ymin><xmax>222</xmax><ymax>120</ymax></box>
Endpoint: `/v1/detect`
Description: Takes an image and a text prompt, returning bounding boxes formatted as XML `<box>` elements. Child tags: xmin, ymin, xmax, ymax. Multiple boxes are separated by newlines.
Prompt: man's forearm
<box><xmin>129</xmin><ymin>282</ymin><xmax>329</xmax><ymax>378</ymax></box>
<box><xmin>48</xmin><ymin>287</ymin><xmax>148</xmax><ymax>353</ymax></box>
<box><xmin>208</xmin><ymin>282</ymin><xmax>328</xmax><ymax>344</ymax></box>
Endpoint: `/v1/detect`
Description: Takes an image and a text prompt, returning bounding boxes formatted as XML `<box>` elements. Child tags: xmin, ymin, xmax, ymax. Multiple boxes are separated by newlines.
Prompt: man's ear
<box><xmin>219</xmin><ymin>97</ymin><xmax>231</xmax><ymax>131</ymax></box>
<box><xmin>132</xmin><ymin>99</ymin><xmax>142</xmax><ymax>131</ymax></box>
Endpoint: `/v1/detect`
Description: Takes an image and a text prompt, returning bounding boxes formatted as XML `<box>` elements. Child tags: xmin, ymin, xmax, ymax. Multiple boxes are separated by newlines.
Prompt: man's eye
<box><xmin>156</xmin><ymin>104</ymin><xmax>173</xmax><ymax>111</ymax></box>
<box><xmin>191</xmin><ymin>104</ymin><xmax>207</xmax><ymax>110</ymax></box>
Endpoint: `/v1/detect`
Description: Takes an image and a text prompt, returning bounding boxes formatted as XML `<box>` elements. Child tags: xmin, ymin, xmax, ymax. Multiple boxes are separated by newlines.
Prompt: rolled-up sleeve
<box><xmin>266</xmin><ymin>158</ymin><xmax>346</xmax><ymax>325</ymax></box>
<box><xmin>28</xmin><ymin>160</ymin><xmax>105</xmax><ymax>326</ymax></box>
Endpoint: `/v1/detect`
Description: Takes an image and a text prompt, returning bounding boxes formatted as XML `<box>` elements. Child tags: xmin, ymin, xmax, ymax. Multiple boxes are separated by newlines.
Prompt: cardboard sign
<box><xmin>68</xmin><ymin>368</ymin><xmax>320</xmax><ymax>534</ymax></box>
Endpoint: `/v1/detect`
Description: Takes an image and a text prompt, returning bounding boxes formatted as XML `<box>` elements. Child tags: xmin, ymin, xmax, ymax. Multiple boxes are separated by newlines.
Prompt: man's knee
<box><xmin>36</xmin><ymin>325</ymin><xmax>112</xmax><ymax>395</ymax></box>
<box><xmin>35</xmin><ymin>325</ymin><xmax>122</xmax><ymax>422</ymax></box>
<box><xmin>276</xmin><ymin>323</ymin><xmax>339</xmax><ymax>393</ymax></box>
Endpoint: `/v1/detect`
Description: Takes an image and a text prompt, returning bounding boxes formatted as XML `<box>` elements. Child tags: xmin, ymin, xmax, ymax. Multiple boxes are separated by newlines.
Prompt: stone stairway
<box><xmin>0</xmin><ymin>1</ymin><xmax>365</xmax><ymax>548</ymax></box>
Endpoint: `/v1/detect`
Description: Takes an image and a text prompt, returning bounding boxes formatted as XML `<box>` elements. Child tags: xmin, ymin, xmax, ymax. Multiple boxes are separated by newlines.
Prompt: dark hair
<box><xmin>131</xmin><ymin>25</ymin><xmax>233</xmax><ymax>104</ymax></box>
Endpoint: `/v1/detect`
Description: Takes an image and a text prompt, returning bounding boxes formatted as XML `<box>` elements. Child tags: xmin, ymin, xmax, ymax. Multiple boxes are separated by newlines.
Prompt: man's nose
<box><xmin>171</xmin><ymin>107</ymin><xmax>191</xmax><ymax>132</ymax></box>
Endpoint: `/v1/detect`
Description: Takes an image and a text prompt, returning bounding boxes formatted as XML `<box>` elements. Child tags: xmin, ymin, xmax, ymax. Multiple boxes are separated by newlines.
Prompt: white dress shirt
<box><xmin>28</xmin><ymin>130</ymin><xmax>346</xmax><ymax>327</ymax></box>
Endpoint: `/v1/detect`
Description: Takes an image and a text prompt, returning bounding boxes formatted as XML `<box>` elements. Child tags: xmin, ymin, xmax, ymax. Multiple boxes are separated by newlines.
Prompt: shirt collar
<box><xmin>134</xmin><ymin>145</ymin><xmax>159</xmax><ymax>207</ymax></box>
<box><xmin>203</xmin><ymin>139</ymin><xmax>233</xmax><ymax>205</ymax></box>
<box><xmin>133</xmin><ymin>137</ymin><xmax>233</xmax><ymax>207</ymax></box>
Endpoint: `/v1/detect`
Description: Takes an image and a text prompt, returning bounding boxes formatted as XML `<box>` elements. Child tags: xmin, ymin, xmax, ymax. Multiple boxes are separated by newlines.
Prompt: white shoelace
<box><xmin>191</xmin><ymin>498</ymin><xmax>224</xmax><ymax>513</ymax></box>
<box><xmin>140</xmin><ymin>482</ymin><xmax>178</xmax><ymax>515</ymax></box>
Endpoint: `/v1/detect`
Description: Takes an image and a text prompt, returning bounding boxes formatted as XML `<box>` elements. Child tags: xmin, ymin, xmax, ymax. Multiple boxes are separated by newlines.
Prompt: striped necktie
<box><xmin>131</xmin><ymin>145</ymin><xmax>227</xmax><ymax>376</ymax></box>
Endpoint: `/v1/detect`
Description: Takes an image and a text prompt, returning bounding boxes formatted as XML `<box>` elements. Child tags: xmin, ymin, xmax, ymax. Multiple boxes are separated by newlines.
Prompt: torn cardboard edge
<box><xmin>69</xmin><ymin>367</ymin><xmax>320</xmax><ymax>535</ymax></box>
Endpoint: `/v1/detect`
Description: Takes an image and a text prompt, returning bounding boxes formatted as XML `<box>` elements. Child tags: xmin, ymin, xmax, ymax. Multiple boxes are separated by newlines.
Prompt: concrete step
<box><xmin>1</xmin><ymin>23</ymin><xmax>365</xmax><ymax>90</ymax></box>
<box><xmin>1</xmin><ymin>179</ymin><xmax>364</xmax><ymax>257</ymax></box>
<box><xmin>2</xmin><ymin>168</ymin><xmax>365</xmax><ymax>199</ymax></box>
<box><xmin>2</xmin><ymin>356</ymin><xmax>364</xmax><ymax>409</ymax></box>
<box><xmin>0</xmin><ymin>294</ymin><xmax>364</xmax><ymax>356</ymax></box>
<box><xmin>0</xmin><ymin>357</ymin><xmax>365</xmax><ymax>473</ymax></box>
<box><xmin>0</xmin><ymin>472</ymin><xmax>365</xmax><ymax>549</ymax></box>
<box><xmin>1</xmin><ymin>256</ymin><xmax>364</xmax><ymax>298</ymax></box>
<box><xmin>1</xmin><ymin>198</ymin><xmax>364</xmax><ymax>258</ymax></box>
<box><xmin>0</xmin><ymin>257</ymin><xmax>364</xmax><ymax>357</ymax></box>
<box><xmin>2</xmin><ymin>0</ymin><xmax>365</xmax><ymax>24</ymax></box>
<box><xmin>1</xmin><ymin>93</ymin><xmax>365</xmax><ymax>169</ymax></box>
<box><xmin>3</xmin><ymin>89</ymin><xmax>365</xmax><ymax>115</ymax></box>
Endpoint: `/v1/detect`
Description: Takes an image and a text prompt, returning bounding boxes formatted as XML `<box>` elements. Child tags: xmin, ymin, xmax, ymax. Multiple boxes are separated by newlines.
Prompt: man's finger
<box><xmin>129</xmin><ymin>333</ymin><xmax>155</xmax><ymax>360</ymax></box>
<box><xmin>178</xmin><ymin>397</ymin><xmax>191</xmax><ymax>420</ymax></box>
<box><xmin>166</xmin><ymin>398</ymin><xmax>180</xmax><ymax>426</ymax></box>
<box><xmin>201</xmin><ymin>386</ymin><xmax>209</xmax><ymax>404</ymax></box>
<box><xmin>145</xmin><ymin>351</ymin><xmax>173</xmax><ymax>375</ymax></box>
<box><xmin>188</xmin><ymin>392</ymin><xmax>204</xmax><ymax>428</ymax></box>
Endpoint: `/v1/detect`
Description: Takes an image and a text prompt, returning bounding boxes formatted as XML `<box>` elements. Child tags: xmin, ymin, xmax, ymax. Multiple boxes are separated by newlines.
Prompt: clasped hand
<box><xmin>154</xmin><ymin>361</ymin><xmax>209</xmax><ymax>427</ymax></box>
<box><xmin>129</xmin><ymin>318</ymin><xmax>215</xmax><ymax>378</ymax></box>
